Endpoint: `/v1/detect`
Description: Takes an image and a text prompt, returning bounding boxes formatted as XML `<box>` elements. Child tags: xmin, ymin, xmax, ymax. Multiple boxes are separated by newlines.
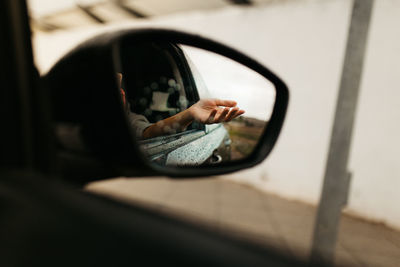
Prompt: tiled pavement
<box><xmin>86</xmin><ymin>177</ymin><xmax>400</xmax><ymax>267</ymax></box>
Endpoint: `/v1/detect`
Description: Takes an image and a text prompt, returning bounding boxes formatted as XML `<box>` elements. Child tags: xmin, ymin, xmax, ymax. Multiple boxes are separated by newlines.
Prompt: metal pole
<box><xmin>310</xmin><ymin>0</ymin><xmax>374</xmax><ymax>265</ymax></box>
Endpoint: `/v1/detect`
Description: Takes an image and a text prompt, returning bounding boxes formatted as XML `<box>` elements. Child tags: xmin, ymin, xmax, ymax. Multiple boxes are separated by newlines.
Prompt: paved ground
<box><xmin>86</xmin><ymin>177</ymin><xmax>400</xmax><ymax>267</ymax></box>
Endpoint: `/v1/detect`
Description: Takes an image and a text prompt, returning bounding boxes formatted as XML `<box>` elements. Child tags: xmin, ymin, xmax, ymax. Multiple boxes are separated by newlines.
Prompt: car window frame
<box><xmin>132</xmin><ymin>43</ymin><xmax>210</xmax><ymax>164</ymax></box>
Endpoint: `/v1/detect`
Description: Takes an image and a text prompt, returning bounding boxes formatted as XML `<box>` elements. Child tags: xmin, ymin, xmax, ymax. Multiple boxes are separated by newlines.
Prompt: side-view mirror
<box><xmin>46</xmin><ymin>29</ymin><xmax>288</xmax><ymax>179</ymax></box>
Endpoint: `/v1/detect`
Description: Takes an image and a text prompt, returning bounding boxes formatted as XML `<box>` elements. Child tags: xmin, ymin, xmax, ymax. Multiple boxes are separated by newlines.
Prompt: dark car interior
<box><xmin>121</xmin><ymin>42</ymin><xmax>195</xmax><ymax>124</ymax></box>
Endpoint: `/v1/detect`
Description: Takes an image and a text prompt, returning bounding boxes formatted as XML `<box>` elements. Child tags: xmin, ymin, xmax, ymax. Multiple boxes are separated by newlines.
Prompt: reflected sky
<box><xmin>182</xmin><ymin>45</ymin><xmax>276</xmax><ymax>121</ymax></box>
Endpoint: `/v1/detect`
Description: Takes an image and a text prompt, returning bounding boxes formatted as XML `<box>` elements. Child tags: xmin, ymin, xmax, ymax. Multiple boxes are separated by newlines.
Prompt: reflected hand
<box><xmin>188</xmin><ymin>99</ymin><xmax>245</xmax><ymax>124</ymax></box>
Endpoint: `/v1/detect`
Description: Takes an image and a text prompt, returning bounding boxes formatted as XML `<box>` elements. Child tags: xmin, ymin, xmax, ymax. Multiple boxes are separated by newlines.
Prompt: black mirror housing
<box><xmin>46</xmin><ymin>29</ymin><xmax>289</xmax><ymax>180</ymax></box>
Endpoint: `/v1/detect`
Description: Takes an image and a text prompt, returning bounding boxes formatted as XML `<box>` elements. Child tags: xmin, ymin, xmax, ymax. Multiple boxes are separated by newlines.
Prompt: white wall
<box><xmin>32</xmin><ymin>0</ymin><xmax>400</xmax><ymax>230</ymax></box>
<box><xmin>347</xmin><ymin>0</ymin><xmax>400</xmax><ymax>229</ymax></box>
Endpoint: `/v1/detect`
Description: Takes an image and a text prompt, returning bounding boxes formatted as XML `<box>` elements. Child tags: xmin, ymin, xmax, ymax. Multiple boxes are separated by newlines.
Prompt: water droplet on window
<box><xmin>179</xmin><ymin>96</ymin><xmax>188</xmax><ymax>109</ymax></box>
<box><xmin>151</xmin><ymin>82</ymin><xmax>158</xmax><ymax>90</ymax></box>
<box><xmin>144</xmin><ymin>87</ymin><xmax>151</xmax><ymax>94</ymax></box>
<box><xmin>144</xmin><ymin>108</ymin><xmax>152</xmax><ymax>116</ymax></box>
<box><xmin>139</xmin><ymin>97</ymin><xmax>147</xmax><ymax>106</ymax></box>
<box><xmin>160</xmin><ymin>76</ymin><xmax>167</xmax><ymax>84</ymax></box>
<box><xmin>168</xmin><ymin>79</ymin><xmax>176</xmax><ymax>87</ymax></box>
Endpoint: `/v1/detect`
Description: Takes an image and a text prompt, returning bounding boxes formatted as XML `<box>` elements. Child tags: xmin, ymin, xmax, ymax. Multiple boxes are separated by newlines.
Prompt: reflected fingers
<box><xmin>224</xmin><ymin>107</ymin><xmax>239</xmax><ymax>122</ymax></box>
<box><xmin>232</xmin><ymin>109</ymin><xmax>245</xmax><ymax>120</ymax></box>
<box><xmin>215</xmin><ymin>107</ymin><xmax>230</xmax><ymax>122</ymax></box>
<box><xmin>206</xmin><ymin>109</ymin><xmax>217</xmax><ymax>124</ymax></box>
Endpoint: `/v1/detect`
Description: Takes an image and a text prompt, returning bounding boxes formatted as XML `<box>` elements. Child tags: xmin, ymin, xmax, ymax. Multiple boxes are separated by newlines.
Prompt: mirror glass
<box><xmin>118</xmin><ymin>42</ymin><xmax>276</xmax><ymax>166</ymax></box>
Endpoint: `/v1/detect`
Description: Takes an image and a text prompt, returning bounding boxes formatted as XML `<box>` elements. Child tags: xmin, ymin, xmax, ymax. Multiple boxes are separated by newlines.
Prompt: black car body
<box><xmin>0</xmin><ymin>1</ymin><xmax>306</xmax><ymax>267</ymax></box>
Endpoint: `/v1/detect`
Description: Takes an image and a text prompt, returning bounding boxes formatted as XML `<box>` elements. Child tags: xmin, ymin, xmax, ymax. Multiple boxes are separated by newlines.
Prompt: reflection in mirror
<box><xmin>119</xmin><ymin>42</ymin><xmax>276</xmax><ymax>167</ymax></box>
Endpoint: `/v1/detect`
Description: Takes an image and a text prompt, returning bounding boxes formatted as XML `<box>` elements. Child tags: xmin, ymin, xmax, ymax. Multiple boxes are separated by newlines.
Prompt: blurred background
<box><xmin>28</xmin><ymin>0</ymin><xmax>400</xmax><ymax>266</ymax></box>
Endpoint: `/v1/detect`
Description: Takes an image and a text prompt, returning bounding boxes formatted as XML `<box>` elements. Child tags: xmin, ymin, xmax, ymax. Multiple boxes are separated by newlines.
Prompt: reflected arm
<box><xmin>143</xmin><ymin>99</ymin><xmax>245</xmax><ymax>139</ymax></box>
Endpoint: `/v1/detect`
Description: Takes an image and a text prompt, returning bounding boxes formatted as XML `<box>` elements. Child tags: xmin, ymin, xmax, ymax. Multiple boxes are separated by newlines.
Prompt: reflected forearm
<box><xmin>142</xmin><ymin>109</ymin><xmax>194</xmax><ymax>139</ymax></box>
<box><xmin>141</xmin><ymin>99</ymin><xmax>245</xmax><ymax>139</ymax></box>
